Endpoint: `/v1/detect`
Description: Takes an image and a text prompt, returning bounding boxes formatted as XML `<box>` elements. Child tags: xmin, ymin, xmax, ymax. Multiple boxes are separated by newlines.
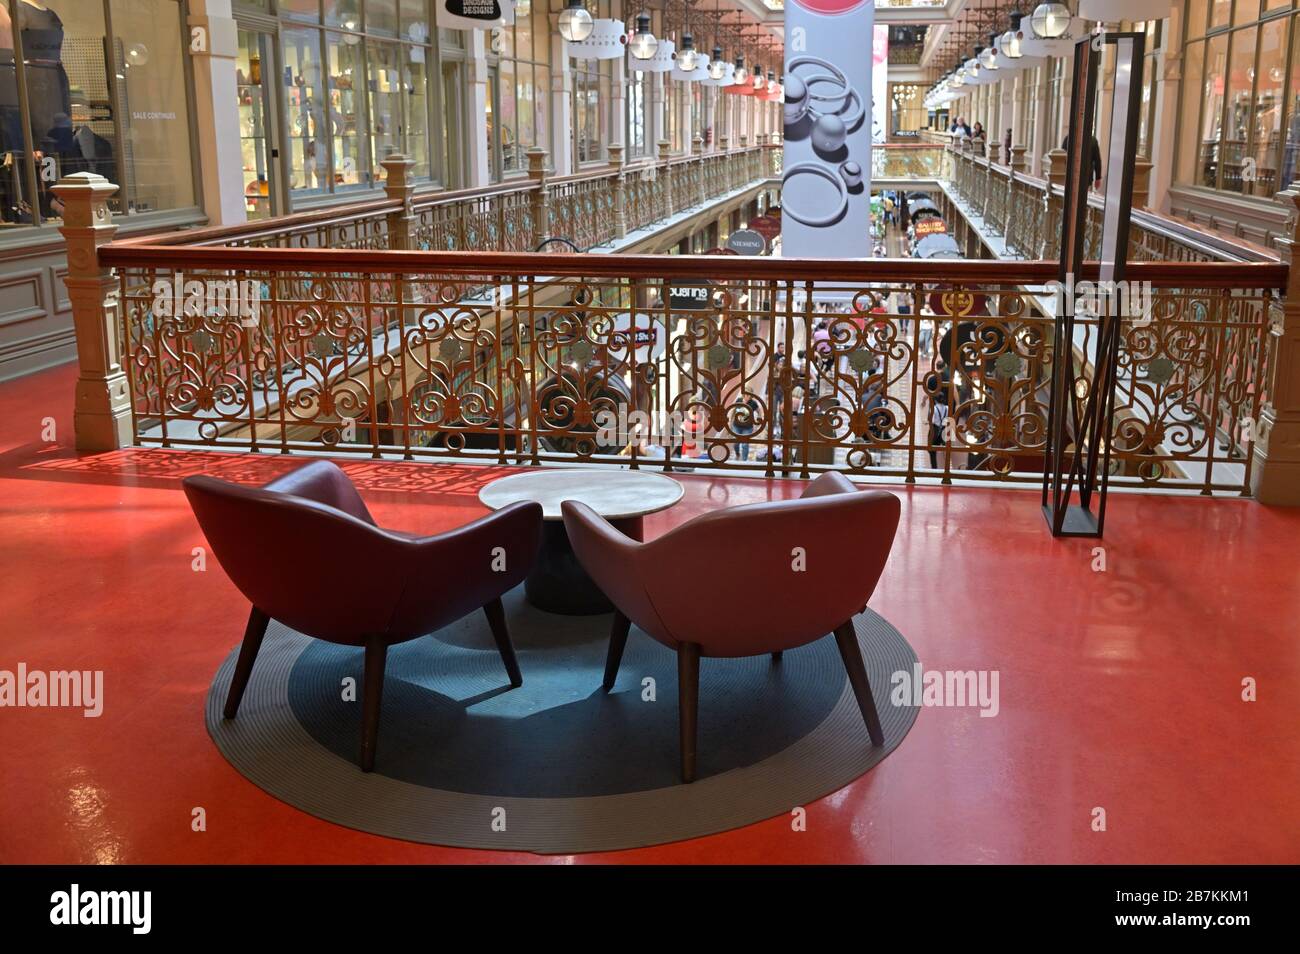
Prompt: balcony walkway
<box><xmin>3</xmin><ymin>361</ymin><xmax>1298</xmax><ymax>864</ymax></box>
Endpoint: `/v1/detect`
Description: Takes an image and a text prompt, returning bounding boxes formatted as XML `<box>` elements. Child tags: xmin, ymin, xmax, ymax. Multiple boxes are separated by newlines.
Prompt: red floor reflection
<box><xmin>1</xmin><ymin>362</ymin><xmax>1298</xmax><ymax>864</ymax></box>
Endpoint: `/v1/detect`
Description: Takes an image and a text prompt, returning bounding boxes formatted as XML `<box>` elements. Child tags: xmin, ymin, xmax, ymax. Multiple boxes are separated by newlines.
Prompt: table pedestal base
<box><xmin>525</xmin><ymin>516</ymin><xmax>643</xmax><ymax>616</ymax></box>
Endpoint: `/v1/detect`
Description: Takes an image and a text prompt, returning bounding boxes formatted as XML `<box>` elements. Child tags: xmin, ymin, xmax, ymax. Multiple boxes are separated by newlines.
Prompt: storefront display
<box><xmin>0</xmin><ymin>0</ymin><xmax>195</xmax><ymax>230</ymax></box>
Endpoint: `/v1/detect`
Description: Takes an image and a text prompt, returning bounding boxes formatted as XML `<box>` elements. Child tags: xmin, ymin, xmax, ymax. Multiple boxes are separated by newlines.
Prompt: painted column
<box><xmin>186</xmin><ymin>0</ymin><xmax>246</xmax><ymax>225</ymax></box>
<box><xmin>467</xmin><ymin>31</ymin><xmax>491</xmax><ymax>186</ymax></box>
<box><xmin>550</xmin><ymin>28</ymin><xmax>574</xmax><ymax>175</ymax></box>
<box><xmin>1148</xmin><ymin>5</ymin><xmax>1180</xmax><ymax>214</ymax></box>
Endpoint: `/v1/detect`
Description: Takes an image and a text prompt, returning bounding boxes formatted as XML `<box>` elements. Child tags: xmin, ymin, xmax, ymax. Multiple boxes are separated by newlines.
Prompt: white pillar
<box><xmin>468</xmin><ymin>32</ymin><xmax>490</xmax><ymax>186</ymax></box>
<box><xmin>186</xmin><ymin>0</ymin><xmax>246</xmax><ymax>225</ymax></box>
<box><xmin>1148</xmin><ymin>5</ymin><xmax>1180</xmax><ymax>213</ymax></box>
<box><xmin>550</xmin><ymin>29</ymin><xmax>574</xmax><ymax>174</ymax></box>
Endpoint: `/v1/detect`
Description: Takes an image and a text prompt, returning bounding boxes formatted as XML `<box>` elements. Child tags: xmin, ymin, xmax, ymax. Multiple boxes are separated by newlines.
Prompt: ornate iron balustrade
<box><xmin>97</xmin><ymin>247</ymin><xmax>1283</xmax><ymax>497</ymax></box>
<box><xmin>141</xmin><ymin>145</ymin><xmax>777</xmax><ymax>257</ymax></box>
<box><xmin>943</xmin><ymin>142</ymin><xmax>1282</xmax><ymax>266</ymax></box>
<box><xmin>872</xmin><ymin>145</ymin><xmax>946</xmax><ymax>180</ymax></box>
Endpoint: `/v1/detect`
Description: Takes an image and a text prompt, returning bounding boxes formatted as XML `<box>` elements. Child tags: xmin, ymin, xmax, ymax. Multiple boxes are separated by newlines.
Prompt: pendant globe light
<box><xmin>558</xmin><ymin>0</ymin><xmax>595</xmax><ymax>42</ymax></box>
<box><xmin>1031</xmin><ymin>2</ymin><xmax>1071</xmax><ymax>39</ymax></box>
<box><xmin>980</xmin><ymin>34</ymin><xmax>999</xmax><ymax>70</ymax></box>
<box><xmin>733</xmin><ymin>54</ymin><xmax>748</xmax><ymax>85</ymax></box>
<box><xmin>708</xmin><ymin>45</ymin><xmax>726</xmax><ymax>79</ymax></box>
<box><xmin>676</xmin><ymin>33</ymin><xmax>699</xmax><ymax>72</ymax></box>
<box><xmin>629</xmin><ymin>13</ymin><xmax>658</xmax><ymax>60</ymax></box>
<box><xmin>1001</xmin><ymin>13</ymin><xmax>1024</xmax><ymax>59</ymax></box>
<box><xmin>753</xmin><ymin>63</ymin><xmax>765</xmax><ymax>91</ymax></box>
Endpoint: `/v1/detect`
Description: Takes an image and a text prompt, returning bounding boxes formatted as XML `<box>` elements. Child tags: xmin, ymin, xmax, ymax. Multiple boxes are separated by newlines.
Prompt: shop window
<box><xmin>488</xmin><ymin>0</ymin><xmax>550</xmax><ymax>180</ymax></box>
<box><xmin>1176</xmin><ymin>3</ymin><xmax>1300</xmax><ymax>197</ymax></box>
<box><xmin>0</xmin><ymin>0</ymin><xmax>197</xmax><ymax>231</ymax></box>
<box><xmin>279</xmin><ymin>1</ymin><xmax>438</xmax><ymax>200</ymax></box>
<box><xmin>573</xmin><ymin>57</ymin><xmax>610</xmax><ymax>164</ymax></box>
<box><xmin>627</xmin><ymin>70</ymin><xmax>648</xmax><ymax>158</ymax></box>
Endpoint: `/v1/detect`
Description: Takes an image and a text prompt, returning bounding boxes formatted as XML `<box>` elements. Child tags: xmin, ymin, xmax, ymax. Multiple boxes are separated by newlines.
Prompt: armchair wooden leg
<box><xmin>603</xmin><ymin>611</ymin><xmax>631</xmax><ymax>692</ymax></box>
<box><xmin>223</xmin><ymin>606</ymin><xmax>270</xmax><ymax>720</ymax></box>
<box><xmin>483</xmin><ymin>597</ymin><xmax>523</xmax><ymax>688</ymax></box>
<box><xmin>771</xmin><ymin>651</ymin><xmax>783</xmax><ymax>662</ymax></box>
<box><xmin>360</xmin><ymin>636</ymin><xmax>389</xmax><ymax>773</ymax></box>
<box><xmin>677</xmin><ymin>642</ymin><xmax>701</xmax><ymax>783</ymax></box>
<box><xmin>833</xmin><ymin>621</ymin><xmax>885</xmax><ymax>746</ymax></box>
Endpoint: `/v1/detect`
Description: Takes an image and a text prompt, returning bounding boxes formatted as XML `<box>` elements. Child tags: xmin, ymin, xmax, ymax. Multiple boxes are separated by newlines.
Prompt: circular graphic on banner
<box><xmin>791</xmin><ymin>0</ymin><xmax>872</xmax><ymax>15</ymax></box>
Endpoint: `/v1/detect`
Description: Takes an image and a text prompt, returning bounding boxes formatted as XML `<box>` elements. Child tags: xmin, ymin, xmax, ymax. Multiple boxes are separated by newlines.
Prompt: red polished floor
<box><xmin>1</xmin><ymin>362</ymin><xmax>1298</xmax><ymax>865</ymax></box>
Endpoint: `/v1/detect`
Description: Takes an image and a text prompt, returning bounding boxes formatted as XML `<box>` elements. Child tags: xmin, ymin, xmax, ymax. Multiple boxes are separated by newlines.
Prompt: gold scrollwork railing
<box><xmin>101</xmin><ymin>248</ymin><xmax>1282</xmax><ymax>497</ymax></box>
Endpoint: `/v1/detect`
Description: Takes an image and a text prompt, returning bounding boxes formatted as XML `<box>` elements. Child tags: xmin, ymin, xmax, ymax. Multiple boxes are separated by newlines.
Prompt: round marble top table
<box><xmin>479</xmin><ymin>470</ymin><xmax>684</xmax><ymax>615</ymax></box>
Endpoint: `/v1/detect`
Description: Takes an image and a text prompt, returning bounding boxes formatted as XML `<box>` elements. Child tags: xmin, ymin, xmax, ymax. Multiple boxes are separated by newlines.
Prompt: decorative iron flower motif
<box><xmin>190</xmin><ymin>329</ymin><xmax>215</xmax><ymax>355</ymax></box>
<box><xmin>1146</xmin><ymin>356</ymin><xmax>1176</xmax><ymax>385</ymax></box>
<box><xmin>994</xmin><ymin>351</ymin><xmax>1022</xmax><ymax>377</ymax></box>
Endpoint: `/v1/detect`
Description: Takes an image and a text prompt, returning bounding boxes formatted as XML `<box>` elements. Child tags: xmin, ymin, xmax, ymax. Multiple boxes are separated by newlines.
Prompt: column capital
<box><xmin>526</xmin><ymin>147</ymin><xmax>549</xmax><ymax>182</ymax></box>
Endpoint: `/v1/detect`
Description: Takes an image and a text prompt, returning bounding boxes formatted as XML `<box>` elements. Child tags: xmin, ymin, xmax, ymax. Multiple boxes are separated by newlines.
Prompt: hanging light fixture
<box><xmin>965</xmin><ymin>46</ymin><xmax>982</xmax><ymax>80</ymax></box>
<box><xmin>629</xmin><ymin>13</ymin><xmax>658</xmax><ymax>59</ymax></box>
<box><xmin>709</xmin><ymin>45</ymin><xmax>726</xmax><ymax>79</ymax></box>
<box><xmin>980</xmin><ymin>34</ymin><xmax>1000</xmax><ymax>69</ymax></box>
<box><xmin>1001</xmin><ymin>13</ymin><xmax>1025</xmax><ymax>58</ymax></box>
<box><xmin>558</xmin><ymin>0</ymin><xmax>595</xmax><ymax>42</ymax></box>
<box><xmin>676</xmin><ymin>33</ymin><xmax>699</xmax><ymax>72</ymax></box>
<box><xmin>753</xmin><ymin>63</ymin><xmax>765</xmax><ymax>90</ymax></box>
<box><xmin>733</xmin><ymin>54</ymin><xmax>748</xmax><ymax>85</ymax></box>
<box><xmin>1031</xmin><ymin>2</ymin><xmax>1071</xmax><ymax>39</ymax></box>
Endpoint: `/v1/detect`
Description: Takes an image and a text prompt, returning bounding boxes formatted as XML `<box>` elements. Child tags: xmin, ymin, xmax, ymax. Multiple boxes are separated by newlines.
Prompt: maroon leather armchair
<box><xmin>183</xmin><ymin>461</ymin><xmax>542</xmax><ymax>771</ymax></box>
<box><xmin>562</xmin><ymin>472</ymin><xmax>900</xmax><ymax>783</ymax></box>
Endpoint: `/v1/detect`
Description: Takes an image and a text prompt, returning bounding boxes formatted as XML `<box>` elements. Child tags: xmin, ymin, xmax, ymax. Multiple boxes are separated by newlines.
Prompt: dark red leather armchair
<box><xmin>562</xmin><ymin>472</ymin><xmax>900</xmax><ymax>782</ymax></box>
<box><xmin>183</xmin><ymin>461</ymin><xmax>542</xmax><ymax>771</ymax></box>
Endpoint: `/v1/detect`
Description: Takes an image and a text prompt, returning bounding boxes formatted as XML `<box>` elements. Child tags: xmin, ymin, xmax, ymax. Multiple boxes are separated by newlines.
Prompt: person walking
<box><xmin>928</xmin><ymin>390</ymin><xmax>950</xmax><ymax>470</ymax></box>
<box><xmin>1062</xmin><ymin>133</ymin><xmax>1104</xmax><ymax>189</ymax></box>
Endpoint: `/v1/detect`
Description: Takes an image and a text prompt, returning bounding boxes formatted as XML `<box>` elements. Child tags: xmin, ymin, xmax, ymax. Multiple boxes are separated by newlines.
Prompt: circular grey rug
<box><xmin>206</xmin><ymin>586</ymin><xmax>920</xmax><ymax>853</ymax></box>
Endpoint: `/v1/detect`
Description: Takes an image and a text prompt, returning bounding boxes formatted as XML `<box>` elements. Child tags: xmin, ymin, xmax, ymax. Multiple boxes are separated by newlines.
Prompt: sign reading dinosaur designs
<box><xmin>436</xmin><ymin>0</ymin><xmax>514</xmax><ymax>31</ymax></box>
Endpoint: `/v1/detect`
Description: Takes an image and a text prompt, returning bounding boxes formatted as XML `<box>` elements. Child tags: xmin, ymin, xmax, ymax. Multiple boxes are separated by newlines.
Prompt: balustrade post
<box><xmin>719</xmin><ymin>134</ymin><xmax>729</xmax><ymax>153</ymax></box>
<box><xmin>527</xmin><ymin>147</ymin><xmax>550</xmax><ymax>246</ymax></box>
<box><xmin>608</xmin><ymin>143</ymin><xmax>627</xmax><ymax>239</ymax></box>
<box><xmin>1042</xmin><ymin>184</ymin><xmax>1061</xmax><ymax>260</ymax></box>
<box><xmin>657</xmin><ymin>140</ymin><xmax>672</xmax><ymax>213</ymax></box>
<box><xmin>381</xmin><ymin>154</ymin><xmax>417</xmax><ymax>250</ymax></box>
<box><xmin>1045</xmin><ymin>148</ymin><xmax>1067</xmax><ymax>188</ymax></box>
<box><xmin>692</xmin><ymin>135</ymin><xmax>705</xmax><ymax>206</ymax></box>
<box><xmin>982</xmin><ymin>155</ymin><xmax>995</xmax><ymax>220</ymax></box>
<box><xmin>1252</xmin><ymin>187</ymin><xmax>1300</xmax><ymax>504</ymax></box>
<box><xmin>1132</xmin><ymin>158</ymin><xmax>1153</xmax><ymax>209</ymax></box>
<box><xmin>52</xmin><ymin>172</ymin><xmax>131</xmax><ymax>451</ymax></box>
<box><xmin>987</xmin><ymin>141</ymin><xmax>1001</xmax><ymax>166</ymax></box>
<box><xmin>1009</xmin><ymin>145</ymin><xmax>1026</xmax><ymax>173</ymax></box>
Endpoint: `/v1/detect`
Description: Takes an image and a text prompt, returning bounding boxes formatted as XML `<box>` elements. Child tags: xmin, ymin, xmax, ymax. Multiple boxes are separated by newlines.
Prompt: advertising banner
<box><xmin>436</xmin><ymin>0</ymin><xmax>514</xmax><ymax>32</ymax></box>
<box><xmin>781</xmin><ymin>0</ymin><xmax>874</xmax><ymax>258</ymax></box>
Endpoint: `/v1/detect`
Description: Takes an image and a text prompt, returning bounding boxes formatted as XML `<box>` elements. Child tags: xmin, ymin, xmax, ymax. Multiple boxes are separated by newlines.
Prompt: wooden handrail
<box><xmin>97</xmin><ymin>244</ymin><xmax>1289</xmax><ymax>288</ymax></box>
